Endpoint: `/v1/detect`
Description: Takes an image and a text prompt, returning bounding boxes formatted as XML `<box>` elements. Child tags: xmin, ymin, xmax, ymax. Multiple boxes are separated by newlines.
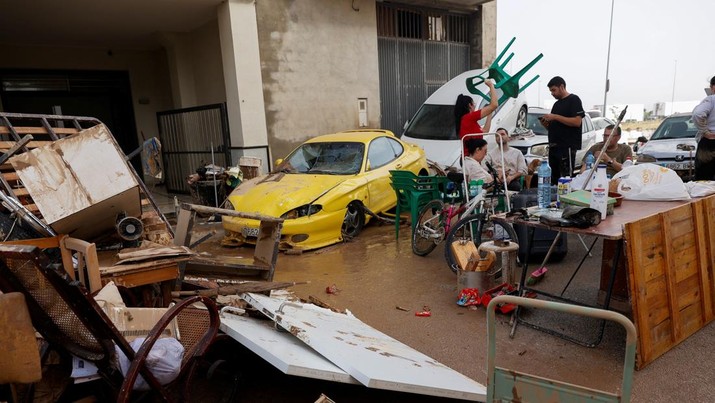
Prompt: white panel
<box><xmin>242</xmin><ymin>293</ymin><xmax>486</xmax><ymax>401</ymax></box>
<box><xmin>219</xmin><ymin>311</ymin><xmax>359</xmax><ymax>384</ymax></box>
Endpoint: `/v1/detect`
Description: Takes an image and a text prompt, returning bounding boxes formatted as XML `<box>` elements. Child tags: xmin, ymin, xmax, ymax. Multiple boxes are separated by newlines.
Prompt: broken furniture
<box><xmin>0</xmin><ymin>112</ymin><xmax>173</xmax><ymax>243</ymax></box>
<box><xmin>487</xmin><ymin>295</ymin><xmax>635</xmax><ymax>403</ymax></box>
<box><xmin>0</xmin><ymin>244</ymin><xmax>219</xmax><ymax>402</ymax></box>
<box><xmin>389</xmin><ymin>170</ymin><xmax>446</xmax><ymax>240</ymax></box>
<box><xmin>495</xmin><ymin>194</ymin><xmax>715</xmax><ymax>369</ymax></box>
<box><xmin>174</xmin><ymin>203</ymin><xmax>283</xmax><ymax>282</ymax></box>
<box><xmin>0</xmin><ymin>292</ymin><xmax>42</xmax><ymax>402</ymax></box>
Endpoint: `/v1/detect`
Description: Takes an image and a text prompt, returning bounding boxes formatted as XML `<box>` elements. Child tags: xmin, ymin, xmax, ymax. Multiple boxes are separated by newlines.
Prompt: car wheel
<box><xmin>341</xmin><ymin>202</ymin><xmax>365</xmax><ymax>240</ymax></box>
<box><xmin>516</xmin><ymin>106</ymin><xmax>527</xmax><ymax>129</ymax></box>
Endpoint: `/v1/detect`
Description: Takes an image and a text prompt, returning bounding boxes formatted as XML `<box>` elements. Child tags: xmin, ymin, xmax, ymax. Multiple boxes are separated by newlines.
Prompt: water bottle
<box><xmin>469</xmin><ymin>179</ymin><xmax>478</xmax><ymax>198</ymax></box>
<box><xmin>585</xmin><ymin>152</ymin><xmax>595</xmax><ymax>170</ymax></box>
<box><xmin>622</xmin><ymin>156</ymin><xmax>634</xmax><ymax>168</ymax></box>
<box><xmin>590</xmin><ymin>163</ymin><xmax>608</xmax><ymax>219</ymax></box>
<box><xmin>537</xmin><ymin>160</ymin><xmax>552</xmax><ymax>209</ymax></box>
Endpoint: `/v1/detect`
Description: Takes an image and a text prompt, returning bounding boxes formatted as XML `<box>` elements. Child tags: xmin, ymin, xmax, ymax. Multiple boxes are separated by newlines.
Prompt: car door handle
<box><xmin>395</xmin><ymin>163</ymin><xmax>403</xmax><ymax>169</ymax></box>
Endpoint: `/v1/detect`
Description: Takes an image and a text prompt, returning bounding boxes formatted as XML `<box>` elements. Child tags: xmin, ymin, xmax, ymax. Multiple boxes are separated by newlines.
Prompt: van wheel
<box><xmin>516</xmin><ymin>106</ymin><xmax>527</xmax><ymax>128</ymax></box>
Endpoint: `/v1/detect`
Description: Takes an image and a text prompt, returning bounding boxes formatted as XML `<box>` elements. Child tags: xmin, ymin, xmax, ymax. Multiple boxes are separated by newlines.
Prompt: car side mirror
<box><xmin>275</xmin><ymin>158</ymin><xmax>284</xmax><ymax>166</ymax></box>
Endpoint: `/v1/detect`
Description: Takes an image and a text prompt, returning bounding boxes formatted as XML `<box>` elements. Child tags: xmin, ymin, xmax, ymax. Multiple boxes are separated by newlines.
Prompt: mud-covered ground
<box><xmin>190</xmin><ymin>220</ymin><xmax>715</xmax><ymax>402</ymax></box>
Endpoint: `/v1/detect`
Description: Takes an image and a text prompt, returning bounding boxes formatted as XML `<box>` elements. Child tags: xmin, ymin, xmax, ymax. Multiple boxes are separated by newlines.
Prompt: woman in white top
<box><xmin>463</xmin><ymin>138</ymin><xmax>493</xmax><ymax>184</ymax></box>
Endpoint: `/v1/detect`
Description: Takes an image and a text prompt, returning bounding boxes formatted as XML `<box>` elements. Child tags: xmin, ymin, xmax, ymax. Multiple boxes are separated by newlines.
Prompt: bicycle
<box><xmin>412</xmin><ymin>165</ymin><xmax>518</xmax><ymax>273</ymax></box>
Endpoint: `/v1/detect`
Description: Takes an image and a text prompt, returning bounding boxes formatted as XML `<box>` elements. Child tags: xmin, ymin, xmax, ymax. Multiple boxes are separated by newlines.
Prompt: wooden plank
<box><xmin>0</xmin><ymin>127</ymin><xmax>79</xmax><ymax>136</ymax></box>
<box><xmin>693</xmin><ymin>200</ymin><xmax>714</xmax><ymax>320</ymax></box>
<box><xmin>242</xmin><ymin>292</ymin><xmax>486</xmax><ymax>401</ymax></box>
<box><xmin>2</xmin><ymin>172</ymin><xmax>19</xmax><ymax>182</ymax></box>
<box><xmin>101</xmin><ymin>265</ymin><xmax>178</xmax><ymax>288</ymax></box>
<box><xmin>625</xmin><ymin>219</ymin><xmax>653</xmax><ymax>368</ymax></box>
<box><xmin>660</xmin><ymin>212</ymin><xmax>681</xmax><ymax>342</ymax></box>
<box><xmin>219</xmin><ymin>312</ymin><xmax>360</xmax><ymax>385</ymax></box>
<box><xmin>646</xmin><ymin>278</ymin><xmax>669</xmax><ymax>327</ymax></box>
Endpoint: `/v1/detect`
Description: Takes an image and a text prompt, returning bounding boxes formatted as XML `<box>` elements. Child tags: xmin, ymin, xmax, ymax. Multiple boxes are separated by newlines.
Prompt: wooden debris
<box><xmin>171</xmin><ymin>281</ymin><xmax>306</xmax><ymax>298</ymax></box>
<box><xmin>307</xmin><ymin>295</ymin><xmax>345</xmax><ymax>314</ymax></box>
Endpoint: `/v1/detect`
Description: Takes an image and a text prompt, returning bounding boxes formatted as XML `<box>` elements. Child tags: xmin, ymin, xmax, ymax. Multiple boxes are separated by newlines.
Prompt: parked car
<box><xmin>399</xmin><ymin>69</ymin><xmax>528</xmax><ymax>170</ymax></box>
<box><xmin>509</xmin><ymin>107</ymin><xmax>599</xmax><ymax>172</ymax></box>
<box><xmin>222</xmin><ymin>129</ymin><xmax>429</xmax><ymax>251</ymax></box>
<box><xmin>636</xmin><ymin>113</ymin><xmax>697</xmax><ymax>181</ymax></box>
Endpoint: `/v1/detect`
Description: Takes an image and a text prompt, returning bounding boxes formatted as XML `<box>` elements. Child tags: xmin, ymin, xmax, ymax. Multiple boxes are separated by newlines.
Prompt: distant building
<box><xmin>606</xmin><ymin>104</ymin><xmax>644</xmax><ymax>122</ymax></box>
<box><xmin>652</xmin><ymin>101</ymin><xmax>699</xmax><ymax>117</ymax></box>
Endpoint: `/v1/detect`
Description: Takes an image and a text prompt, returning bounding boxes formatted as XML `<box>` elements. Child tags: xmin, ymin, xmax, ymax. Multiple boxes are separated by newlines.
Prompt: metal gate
<box><xmin>377</xmin><ymin>4</ymin><xmax>471</xmax><ymax>136</ymax></box>
<box><xmin>157</xmin><ymin>103</ymin><xmax>231</xmax><ymax>193</ymax></box>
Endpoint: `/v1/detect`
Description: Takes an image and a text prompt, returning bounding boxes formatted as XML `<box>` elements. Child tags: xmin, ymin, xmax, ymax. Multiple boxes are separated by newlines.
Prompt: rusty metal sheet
<box><xmin>242</xmin><ymin>292</ymin><xmax>486</xmax><ymax>401</ymax></box>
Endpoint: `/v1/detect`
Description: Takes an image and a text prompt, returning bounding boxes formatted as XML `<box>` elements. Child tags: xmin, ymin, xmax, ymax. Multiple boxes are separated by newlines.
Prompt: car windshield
<box><xmin>275</xmin><ymin>141</ymin><xmax>365</xmax><ymax>175</ymax></box>
<box><xmin>402</xmin><ymin>104</ymin><xmax>456</xmax><ymax>140</ymax></box>
<box><xmin>650</xmin><ymin>115</ymin><xmax>696</xmax><ymax>140</ymax></box>
<box><xmin>526</xmin><ymin>111</ymin><xmax>547</xmax><ymax>135</ymax></box>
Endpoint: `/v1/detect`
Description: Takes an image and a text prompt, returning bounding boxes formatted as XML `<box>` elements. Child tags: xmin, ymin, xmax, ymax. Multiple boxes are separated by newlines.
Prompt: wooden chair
<box><xmin>0</xmin><ymin>244</ymin><xmax>220</xmax><ymax>402</ymax></box>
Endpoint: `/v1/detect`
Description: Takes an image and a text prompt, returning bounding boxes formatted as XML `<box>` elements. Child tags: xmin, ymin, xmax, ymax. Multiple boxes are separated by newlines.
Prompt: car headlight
<box><xmin>635</xmin><ymin>154</ymin><xmax>657</xmax><ymax>164</ymax></box>
<box><xmin>530</xmin><ymin>144</ymin><xmax>549</xmax><ymax>158</ymax></box>
<box><xmin>281</xmin><ymin>204</ymin><xmax>322</xmax><ymax>219</ymax></box>
<box><xmin>221</xmin><ymin>199</ymin><xmax>235</xmax><ymax>211</ymax></box>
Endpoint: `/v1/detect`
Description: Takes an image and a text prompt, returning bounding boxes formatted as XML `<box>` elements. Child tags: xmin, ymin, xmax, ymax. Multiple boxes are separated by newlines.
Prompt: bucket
<box><xmin>478</xmin><ymin>240</ymin><xmax>520</xmax><ymax>285</ymax></box>
<box><xmin>457</xmin><ymin>268</ymin><xmax>499</xmax><ymax>295</ymax></box>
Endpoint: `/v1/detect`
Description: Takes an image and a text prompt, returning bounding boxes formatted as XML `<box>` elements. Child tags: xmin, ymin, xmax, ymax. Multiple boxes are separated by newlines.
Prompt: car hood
<box><xmin>638</xmin><ymin>138</ymin><xmax>697</xmax><ymax>159</ymax></box>
<box><xmin>228</xmin><ymin>173</ymin><xmax>348</xmax><ymax>217</ymax></box>
<box><xmin>510</xmin><ymin>134</ymin><xmax>548</xmax><ymax>148</ymax></box>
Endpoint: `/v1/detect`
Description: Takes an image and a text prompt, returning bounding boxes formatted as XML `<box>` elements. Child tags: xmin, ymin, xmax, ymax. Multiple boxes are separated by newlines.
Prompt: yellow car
<box><xmin>222</xmin><ymin>129</ymin><xmax>428</xmax><ymax>251</ymax></box>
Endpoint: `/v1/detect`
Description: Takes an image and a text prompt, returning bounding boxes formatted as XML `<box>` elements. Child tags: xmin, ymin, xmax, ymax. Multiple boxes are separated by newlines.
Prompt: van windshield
<box><xmin>402</xmin><ymin>105</ymin><xmax>457</xmax><ymax>141</ymax></box>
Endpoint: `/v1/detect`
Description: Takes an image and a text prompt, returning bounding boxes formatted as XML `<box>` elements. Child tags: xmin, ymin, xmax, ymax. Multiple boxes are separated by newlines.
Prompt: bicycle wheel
<box><xmin>412</xmin><ymin>199</ymin><xmax>446</xmax><ymax>256</ymax></box>
<box><xmin>444</xmin><ymin>214</ymin><xmax>518</xmax><ymax>274</ymax></box>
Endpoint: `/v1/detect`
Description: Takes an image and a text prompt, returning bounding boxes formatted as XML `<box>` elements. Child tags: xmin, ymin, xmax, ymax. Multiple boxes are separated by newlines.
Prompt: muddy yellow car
<box><xmin>222</xmin><ymin>130</ymin><xmax>428</xmax><ymax>251</ymax></box>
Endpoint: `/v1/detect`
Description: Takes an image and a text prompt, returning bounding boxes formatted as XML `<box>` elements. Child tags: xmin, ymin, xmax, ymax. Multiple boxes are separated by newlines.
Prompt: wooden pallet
<box><xmin>0</xmin><ymin>112</ymin><xmax>173</xmax><ymax>239</ymax></box>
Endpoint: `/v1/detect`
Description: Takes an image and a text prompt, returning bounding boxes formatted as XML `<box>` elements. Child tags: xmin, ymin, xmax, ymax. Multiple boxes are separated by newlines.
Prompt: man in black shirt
<box><xmin>539</xmin><ymin>76</ymin><xmax>585</xmax><ymax>184</ymax></box>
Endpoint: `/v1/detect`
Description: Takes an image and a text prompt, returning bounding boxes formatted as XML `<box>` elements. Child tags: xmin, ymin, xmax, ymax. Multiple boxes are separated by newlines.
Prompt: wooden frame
<box><xmin>625</xmin><ymin>195</ymin><xmax>715</xmax><ymax>368</ymax></box>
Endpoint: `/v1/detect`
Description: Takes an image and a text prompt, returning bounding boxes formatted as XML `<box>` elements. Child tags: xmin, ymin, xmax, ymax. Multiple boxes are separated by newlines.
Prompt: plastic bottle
<box><xmin>537</xmin><ymin>160</ymin><xmax>552</xmax><ymax>209</ymax></box>
<box><xmin>469</xmin><ymin>179</ymin><xmax>478</xmax><ymax>198</ymax></box>
<box><xmin>585</xmin><ymin>152</ymin><xmax>595</xmax><ymax>170</ymax></box>
<box><xmin>476</xmin><ymin>179</ymin><xmax>484</xmax><ymax>197</ymax></box>
<box><xmin>622</xmin><ymin>156</ymin><xmax>634</xmax><ymax>168</ymax></box>
<box><xmin>590</xmin><ymin>163</ymin><xmax>608</xmax><ymax>219</ymax></box>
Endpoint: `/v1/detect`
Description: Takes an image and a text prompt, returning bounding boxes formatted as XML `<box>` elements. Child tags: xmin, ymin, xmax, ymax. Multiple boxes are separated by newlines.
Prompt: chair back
<box><xmin>0</xmin><ymin>245</ymin><xmax>129</xmax><ymax>382</ymax></box>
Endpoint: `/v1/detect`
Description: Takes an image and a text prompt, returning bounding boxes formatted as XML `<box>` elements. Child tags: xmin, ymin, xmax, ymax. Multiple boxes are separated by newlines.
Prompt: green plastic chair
<box><xmin>466</xmin><ymin>37</ymin><xmax>543</xmax><ymax>105</ymax></box>
<box><xmin>389</xmin><ymin>171</ymin><xmax>447</xmax><ymax>240</ymax></box>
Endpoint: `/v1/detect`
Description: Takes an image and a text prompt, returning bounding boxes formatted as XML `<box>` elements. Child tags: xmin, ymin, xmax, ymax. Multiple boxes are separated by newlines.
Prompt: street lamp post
<box><xmin>602</xmin><ymin>0</ymin><xmax>615</xmax><ymax>118</ymax></box>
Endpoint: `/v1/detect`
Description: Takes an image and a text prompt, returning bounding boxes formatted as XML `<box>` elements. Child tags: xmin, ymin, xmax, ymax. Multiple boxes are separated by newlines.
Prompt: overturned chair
<box><xmin>0</xmin><ymin>244</ymin><xmax>220</xmax><ymax>402</ymax></box>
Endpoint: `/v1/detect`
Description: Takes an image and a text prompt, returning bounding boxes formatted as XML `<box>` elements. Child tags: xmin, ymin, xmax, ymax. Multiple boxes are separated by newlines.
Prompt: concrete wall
<box><xmin>0</xmin><ymin>44</ymin><xmax>173</xmax><ymax>144</ymax></box>
<box><xmin>480</xmin><ymin>2</ymin><xmax>497</xmax><ymax>67</ymax></box>
<box><xmin>255</xmin><ymin>0</ymin><xmax>381</xmax><ymax>162</ymax></box>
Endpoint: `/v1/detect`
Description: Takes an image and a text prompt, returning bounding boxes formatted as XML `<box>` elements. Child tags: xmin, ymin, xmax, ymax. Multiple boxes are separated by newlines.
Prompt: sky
<box><xmin>496</xmin><ymin>0</ymin><xmax>715</xmax><ymax>111</ymax></box>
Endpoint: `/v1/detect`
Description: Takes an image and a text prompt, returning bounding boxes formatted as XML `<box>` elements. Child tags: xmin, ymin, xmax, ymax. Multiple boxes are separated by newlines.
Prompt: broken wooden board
<box><xmin>242</xmin><ymin>292</ymin><xmax>486</xmax><ymax>401</ymax></box>
<box><xmin>219</xmin><ymin>309</ymin><xmax>359</xmax><ymax>385</ymax></box>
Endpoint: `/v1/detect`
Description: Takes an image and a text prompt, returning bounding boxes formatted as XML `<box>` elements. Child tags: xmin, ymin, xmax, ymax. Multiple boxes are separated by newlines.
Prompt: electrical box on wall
<box><xmin>358</xmin><ymin>98</ymin><xmax>368</xmax><ymax>127</ymax></box>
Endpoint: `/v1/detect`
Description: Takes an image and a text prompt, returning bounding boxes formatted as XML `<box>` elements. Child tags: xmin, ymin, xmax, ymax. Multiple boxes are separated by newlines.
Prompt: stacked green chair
<box><xmin>389</xmin><ymin>170</ymin><xmax>447</xmax><ymax>240</ymax></box>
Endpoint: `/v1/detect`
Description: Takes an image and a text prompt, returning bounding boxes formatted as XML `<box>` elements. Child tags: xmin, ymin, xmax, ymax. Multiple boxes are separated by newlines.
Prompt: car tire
<box><xmin>341</xmin><ymin>202</ymin><xmax>365</xmax><ymax>240</ymax></box>
<box><xmin>516</xmin><ymin>105</ymin><xmax>528</xmax><ymax>129</ymax></box>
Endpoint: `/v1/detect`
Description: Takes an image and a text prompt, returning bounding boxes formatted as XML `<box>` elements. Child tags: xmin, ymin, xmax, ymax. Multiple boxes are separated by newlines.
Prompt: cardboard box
<box><xmin>105</xmin><ymin>307</ymin><xmax>179</xmax><ymax>342</ymax></box>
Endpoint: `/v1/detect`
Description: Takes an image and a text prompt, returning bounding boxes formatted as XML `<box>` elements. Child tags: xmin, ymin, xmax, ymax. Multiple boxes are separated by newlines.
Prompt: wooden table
<box><xmin>494</xmin><ymin>196</ymin><xmax>714</xmax><ymax>369</ymax></box>
<box><xmin>98</xmin><ymin>251</ymin><xmax>186</xmax><ymax>307</ymax></box>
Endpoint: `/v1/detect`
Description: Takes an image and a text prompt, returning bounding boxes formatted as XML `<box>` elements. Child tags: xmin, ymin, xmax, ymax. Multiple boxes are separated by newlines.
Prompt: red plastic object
<box><xmin>480</xmin><ymin>283</ymin><xmax>517</xmax><ymax>314</ymax></box>
<box><xmin>325</xmin><ymin>284</ymin><xmax>339</xmax><ymax>294</ymax></box>
<box><xmin>415</xmin><ymin>311</ymin><xmax>432</xmax><ymax>317</ymax></box>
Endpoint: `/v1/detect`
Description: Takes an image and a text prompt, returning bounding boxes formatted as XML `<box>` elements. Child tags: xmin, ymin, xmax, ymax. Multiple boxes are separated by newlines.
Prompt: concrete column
<box><xmin>217</xmin><ymin>0</ymin><xmax>269</xmax><ymax>167</ymax></box>
<box><xmin>158</xmin><ymin>33</ymin><xmax>198</xmax><ymax>108</ymax></box>
<box><xmin>481</xmin><ymin>1</ymin><xmax>497</xmax><ymax>68</ymax></box>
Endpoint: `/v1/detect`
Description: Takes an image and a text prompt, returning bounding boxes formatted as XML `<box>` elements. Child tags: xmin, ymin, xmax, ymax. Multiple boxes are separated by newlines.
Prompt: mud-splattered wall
<box><xmin>256</xmin><ymin>0</ymin><xmax>381</xmax><ymax>162</ymax></box>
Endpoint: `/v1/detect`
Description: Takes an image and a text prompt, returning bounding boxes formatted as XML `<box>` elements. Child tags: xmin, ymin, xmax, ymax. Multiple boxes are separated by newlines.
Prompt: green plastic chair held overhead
<box><xmin>466</xmin><ymin>37</ymin><xmax>544</xmax><ymax>105</ymax></box>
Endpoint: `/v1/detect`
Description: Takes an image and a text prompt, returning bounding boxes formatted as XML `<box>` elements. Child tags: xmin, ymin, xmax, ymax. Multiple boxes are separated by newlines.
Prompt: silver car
<box><xmin>509</xmin><ymin>107</ymin><xmax>599</xmax><ymax>172</ymax></box>
<box><xmin>636</xmin><ymin>113</ymin><xmax>697</xmax><ymax>180</ymax></box>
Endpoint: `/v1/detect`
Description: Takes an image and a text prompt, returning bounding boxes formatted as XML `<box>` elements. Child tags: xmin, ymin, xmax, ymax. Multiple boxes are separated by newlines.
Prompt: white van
<box><xmin>399</xmin><ymin>69</ymin><xmax>528</xmax><ymax>170</ymax></box>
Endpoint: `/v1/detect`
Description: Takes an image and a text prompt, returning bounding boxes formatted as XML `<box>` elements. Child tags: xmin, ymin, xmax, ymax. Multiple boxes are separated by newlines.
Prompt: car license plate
<box><xmin>664</xmin><ymin>162</ymin><xmax>689</xmax><ymax>171</ymax></box>
<box><xmin>242</xmin><ymin>227</ymin><xmax>259</xmax><ymax>238</ymax></box>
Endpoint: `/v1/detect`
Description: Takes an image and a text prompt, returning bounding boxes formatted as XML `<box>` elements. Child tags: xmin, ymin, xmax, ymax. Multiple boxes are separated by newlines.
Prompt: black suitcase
<box><xmin>511</xmin><ymin>187</ymin><xmax>568</xmax><ymax>262</ymax></box>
